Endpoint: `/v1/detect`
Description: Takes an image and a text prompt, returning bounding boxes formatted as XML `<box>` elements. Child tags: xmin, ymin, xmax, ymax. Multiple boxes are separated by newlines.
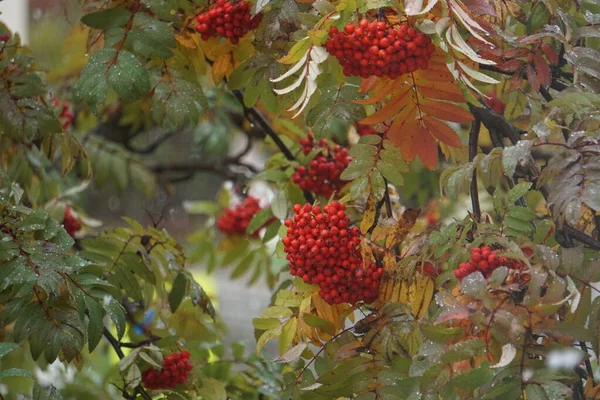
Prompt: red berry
<box><xmin>194</xmin><ymin>1</ymin><xmax>261</xmax><ymax>43</ymax></box>
<box><xmin>217</xmin><ymin>197</ymin><xmax>272</xmax><ymax>237</ymax></box>
<box><xmin>142</xmin><ymin>351</ymin><xmax>193</xmax><ymax>390</ymax></box>
<box><xmin>0</xmin><ymin>33</ymin><xmax>9</xmax><ymax>42</ymax></box>
<box><xmin>63</xmin><ymin>206</ymin><xmax>82</xmax><ymax>238</ymax></box>
<box><xmin>293</xmin><ymin>133</ymin><xmax>351</xmax><ymax>198</ymax></box>
<box><xmin>283</xmin><ymin>201</ymin><xmax>381</xmax><ymax>305</ymax></box>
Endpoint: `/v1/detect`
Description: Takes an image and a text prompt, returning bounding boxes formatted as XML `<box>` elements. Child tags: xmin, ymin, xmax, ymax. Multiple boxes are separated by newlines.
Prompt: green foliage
<box><xmin>2</xmin><ymin>0</ymin><xmax>600</xmax><ymax>398</ymax></box>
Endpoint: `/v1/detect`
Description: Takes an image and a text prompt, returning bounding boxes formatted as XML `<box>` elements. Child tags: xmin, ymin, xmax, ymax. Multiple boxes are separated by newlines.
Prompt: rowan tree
<box><xmin>1</xmin><ymin>0</ymin><xmax>600</xmax><ymax>399</ymax></box>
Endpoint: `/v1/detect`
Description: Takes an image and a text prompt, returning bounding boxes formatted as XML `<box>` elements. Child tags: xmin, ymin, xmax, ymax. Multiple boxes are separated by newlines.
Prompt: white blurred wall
<box><xmin>0</xmin><ymin>0</ymin><xmax>29</xmax><ymax>43</ymax></box>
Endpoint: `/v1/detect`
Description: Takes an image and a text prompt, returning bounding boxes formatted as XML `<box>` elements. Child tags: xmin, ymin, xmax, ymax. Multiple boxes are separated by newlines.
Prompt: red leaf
<box><xmin>534</xmin><ymin>53</ymin><xmax>551</xmax><ymax>87</ymax></box>
<box><xmin>497</xmin><ymin>59</ymin><xmax>524</xmax><ymax>73</ymax></box>
<box><xmin>526</xmin><ymin>63</ymin><xmax>540</xmax><ymax>92</ymax></box>
<box><xmin>509</xmin><ymin>71</ymin><xmax>523</xmax><ymax>92</ymax></box>
<box><xmin>504</xmin><ymin>48</ymin><xmax>530</xmax><ymax>59</ymax></box>
<box><xmin>463</xmin><ymin>0</ymin><xmax>497</xmax><ymax>16</ymax></box>
<box><xmin>541</xmin><ymin>43</ymin><xmax>559</xmax><ymax>65</ymax></box>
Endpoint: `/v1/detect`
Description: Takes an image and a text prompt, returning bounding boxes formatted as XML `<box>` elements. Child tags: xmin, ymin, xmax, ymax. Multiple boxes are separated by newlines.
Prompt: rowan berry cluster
<box><xmin>195</xmin><ymin>0</ymin><xmax>262</xmax><ymax>44</ymax></box>
<box><xmin>325</xmin><ymin>20</ymin><xmax>435</xmax><ymax>78</ymax></box>
<box><xmin>292</xmin><ymin>133</ymin><xmax>351</xmax><ymax>198</ymax></box>
<box><xmin>51</xmin><ymin>98</ymin><xmax>74</xmax><ymax>130</ymax></box>
<box><xmin>283</xmin><ymin>202</ymin><xmax>383</xmax><ymax>305</ymax></box>
<box><xmin>217</xmin><ymin>197</ymin><xmax>264</xmax><ymax>236</ymax></box>
<box><xmin>0</xmin><ymin>33</ymin><xmax>10</xmax><ymax>42</ymax></box>
<box><xmin>63</xmin><ymin>206</ymin><xmax>82</xmax><ymax>238</ymax></box>
<box><xmin>142</xmin><ymin>351</ymin><xmax>193</xmax><ymax>390</ymax></box>
<box><xmin>454</xmin><ymin>246</ymin><xmax>525</xmax><ymax>280</ymax></box>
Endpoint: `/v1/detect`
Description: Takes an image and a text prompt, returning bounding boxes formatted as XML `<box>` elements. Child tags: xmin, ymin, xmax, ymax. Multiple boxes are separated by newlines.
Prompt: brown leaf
<box><xmin>385</xmin><ymin>209</ymin><xmax>421</xmax><ymax>249</ymax></box>
<box><xmin>534</xmin><ymin>53</ymin><xmax>552</xmax><ymax>87</ymax></box>
<box><xmin>333</xmin><ymin>342</ymin><xmax>365</xmax><ymax>362</ymax></box>
<box><xmin>526</xmin><ymin>63</ymin><xmax>540</xmax><ymax>92</ymax></box>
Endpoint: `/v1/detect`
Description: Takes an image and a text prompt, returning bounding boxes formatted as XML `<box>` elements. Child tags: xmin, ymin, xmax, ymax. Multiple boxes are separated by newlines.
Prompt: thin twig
<box><xmin>578</xmin><ymin>342</ymin><xmax>596</xmax><ymax>386</ymax></box>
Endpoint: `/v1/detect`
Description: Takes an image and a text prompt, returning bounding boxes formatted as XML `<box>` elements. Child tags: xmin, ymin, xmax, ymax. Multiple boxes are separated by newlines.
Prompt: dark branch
<box><xmin>467</xmin><ymin>102</ymin><xmax>600</xmax><ymax>252</ymax></box>
<box><xmin>468</xmin><ymin>117</ymin><xmax>482</xmax><ymax>223</ymax></box>
<box><xmin>124</xmin><ymin>130</ymin><xmax>182</xmax><ymax>154</ymax></box>
<box><xmin>103</xmin><ymin>328</ymin><xmax>153</xmax><ymax>400</ymax></box>
<box><xmin>230</xmin><ymin>89</ymin><xmax>315</xmax><ymax>204</ymax></box>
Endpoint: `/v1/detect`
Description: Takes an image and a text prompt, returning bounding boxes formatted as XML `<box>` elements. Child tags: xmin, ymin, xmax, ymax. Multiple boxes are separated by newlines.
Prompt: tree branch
<box><xmin>230</xmin><ymin>89</ymin><xmax>315</xmax><ymax>204</ymax></box>
<box><xmin>103</xmin><ymin>328</ymin><xmax>153</xmax><ymax>400</ymax></box>
<box><xmin>124</xmin><ymin>130</ymin><xmax>182</xmax><ymax>154</ymax></box>
<box><xmin>467</xmin><ymin>103</ymin><xmax>600</xmax><ymax>251</ymax></box>
<box><xmin>468</xmin><ymin>117</ymin><xmax>482</xmax><ymax>223</ymax></box>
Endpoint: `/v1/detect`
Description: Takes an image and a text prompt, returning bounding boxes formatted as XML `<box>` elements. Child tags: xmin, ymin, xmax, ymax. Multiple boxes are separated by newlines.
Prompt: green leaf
<box><xmin>128</xmin><ymin>13</ymin><xmax>175</xmax><ymax>59</ymax></box>
<box><xmin>197</xmin><ymin>376</ymin><xmax>227</xmax><ymax>400</ymax></box>
<box><xmin>81</xmin><ymin>8</ymin><xmax>132</xmax><ymax>29</ymax></box>
<box><xmin>85</xmin><ymin>297</ymin><xmax>104</xmax><ymax>352</ymax></box>
<box><xmin>0</xmin><ymin>368</ymin><xmax>35</xmax><ymax>381</ymax></box>
<box><xmin>507</xmin><ymin>182</ymin><xmax>532</xmax><ymax>204</ymax></box>
<box><xmin>441</xmin><ymin>339</ymin><xmax>485</xmax><ymax>363</ymax></box>
<box><xmin>302</xmin><ymin>313</ymin><xmax>335</xmax><ymax>335</ymax></box>
<box><xmin>449</xmin><ymin>365</ymin><xmax>494</xmax><ymax>391</ymax></box>
<box><xmin>184</xmin><ymin>201</ymin><xmax>220</xmax><ymax>215</ymax></box>
<box><xmin>525</xmin><ymin>384</ymin><xmax>549</xmax><ymax>400</ymax></box>
<box><xmin>152</xmin><ymin>75</ymin><xmax>206</xmax><ymax>130</ymax></box>
<box><xmin>527</xmin><ymin>2</ymin><xmax>550</xmax><ymax>33</ymax></box>
<box><xmin>341</xmin><ymin>157</ymin><xmax>375</xmax><ymax>180</ymax></box>
<box><xmin>0</xmin><ymin>343</ymin><xmax>19</xmax><ymax>359</ymax></box>
<box><xmin>108</xmin><ymin>50</ymin><xmax>151</xmax><ymax>101</ymax></box>
<box><xmin>257</xmin><ymin>324</ymin><xmax>283</xmax><ymax>354</ymax></box>
<box><xmin>306</xmin><ymin>84</ymin><xmax>365</xmax><ymax>140</ymax></box>
<box><xmin>502</xmin><ymin>140</ymin><xmax>533</xmax><ymax>176</ymax></box>
<box><xmin>73</xmin><ymin>48</ymin><xmax>115</xmax><ymax>112</ymax></box>
<box><xmin>247</xmin><ymin>208</ymin><xmax>275</xmax><ymax>235</ymax></box>
<box><xmin>420</xmin><ymin>324</ymin><xmax>464</xmax><ymax>343</ymax></box>
<box><xmin>169</xmin><ymin>272</ymin><xmax>189</xmax><ymax>313</ymax></box>
<box><xmin>104</xmin><ymin>298</ymin><xmax>126</xmax><ymax>340</ymax></box>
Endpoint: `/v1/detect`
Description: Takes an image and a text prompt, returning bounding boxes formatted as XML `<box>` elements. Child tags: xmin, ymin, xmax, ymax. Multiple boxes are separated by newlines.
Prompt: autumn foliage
<box><xmin>1</xmin><ymin>0</ymin><xmax>600</xmax><ymax>399</ymax></box>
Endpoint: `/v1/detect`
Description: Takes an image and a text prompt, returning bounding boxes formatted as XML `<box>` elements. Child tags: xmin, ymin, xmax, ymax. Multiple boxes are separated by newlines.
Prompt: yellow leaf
<box><xmin>175</xmin><ymin>31</ymin><xmax>198</xmax><ymax>49</ymax></box>
<box><xmin>212</xmin><ymin>53</ymin><xmax>232</xmax><ymax>85</ymax></box>
<box><xmin>371</xmin><ymin>222</ymin><xmax>393</xmax><ymax>242</ymax></box>
<box><xmin>360</xmin><ymin>193</ymin><xmax>377</xmax><ymax>234</ymax></box>
<box><xmin>407</xmin><ymin>276</ymin><xmax>435</xmax><ymax>319</ymax></box>
<box><xmin>576</xmin><ymin>205</ymin><xmax>598</xmax><ymax>239</ymax></box>
<box><xmin>313</xmin><ymin>293</ymin><xmax>349</xmax><ymax>332</ymax></box>
<box><xmin>279</xmin><ymin>317</ymin><xmax>298</xmax><ymax>355</ymax></box>
<box><xmin>385</xmin><ymin>209</ymin><xmax>421</xmax><ymax>249</ymax></box>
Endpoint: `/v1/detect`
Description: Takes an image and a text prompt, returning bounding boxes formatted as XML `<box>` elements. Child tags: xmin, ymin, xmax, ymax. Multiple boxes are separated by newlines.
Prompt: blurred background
<box><xmin>0</xmin><ymin>0</ymin><xmax>274</xmax><ymax>355</ymax></box>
